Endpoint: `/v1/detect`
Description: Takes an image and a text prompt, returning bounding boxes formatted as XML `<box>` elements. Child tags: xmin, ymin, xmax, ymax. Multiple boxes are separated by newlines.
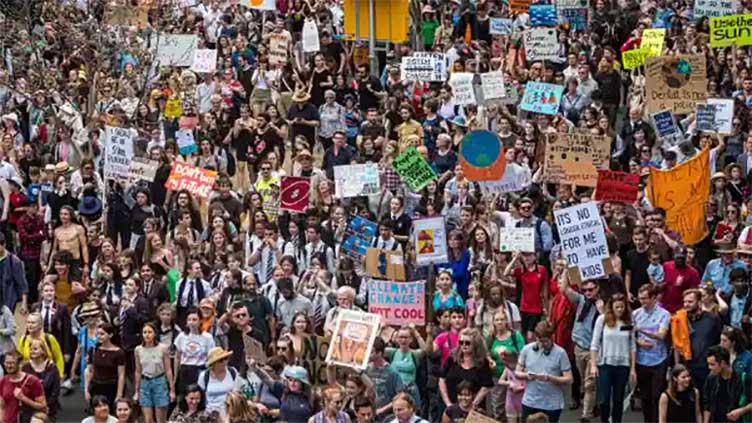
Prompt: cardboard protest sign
<box><xmin>176</xmin><ymin>129</ymin><xmax>197</xmax><ymax>155</ymax></box>
<box><xmin>449</xmin><ymin>73</ymin><xmax>476</xmax><ymax>106</ymax></box>
<box><xmin>695</xmin><ymin>104</ymin><xmax>717</xmax><ymax>132</ymax></box>
<box><xmin>151</xmin><ymin>34</ymin><xmax>197</xmax><ymax>67</ymax></box>
<box><xmin>367</xmin><ymin>280</ymin><xmax>425</xmax><ymax>325</ymax></box>
<box><xmin>459</xmin><ymin>131</ymin><xmax>507</xmax><ymax>181</ymax></box>
<box><xmin>498</xmin><ymin>227</ymin><xmax>535</xmax><ymax>252</ymax></box>
<box><xmin>523</xmin><ymin>28</ymin><xmax>559</xmax><ymax>61</ymax></box>
<box><xmin>302</xmin><ymin>336</ymin><xmax>332</xmax><ymax>385</ymax></box>
<box><xmin>400</xmin><ymin>53</ymin><xmax>447</xmax><ymax>82</ymax></box>
<box><xmin>648</xmin><ymin>148</ymin><xmax>711</xmax><ymax>245</ymax></box>
<box><xmin>695</xmin><ymin>0</ymin><xmax>738</xmax><ymax>18</ymax></box>
<box><xmin>481</xmin><ymin>71</ymin><xmax>505</xmax><ymax>100</ymax></box>
<box><xmin>365</xmin><ymin>248</ymin><xmax>406</xmax><ymax>281</ymax></box>
<box><xmin>190</xmin><ymin>49</ymin><xmax>217</xmax><ymax>74</ymax></box>
<box><xmin>511</xmin><ymin>0</ymin><xmax>533</xmax><ymax>13</ymax></box>
<box><xmin>520</xmin><ymin>82</ymin><xmax>564</xmax><ymax>115</ymax></box>
<box><xmin>645</xmin><ymin>55</ymin><xmax>707</xmax><ymax>114</ymax></box>
<box><xmin>280</xmin><ymin>176</ymin><xmax>310</xmax><ymax>212</ymax></box>
<box><xmin>543</xmin><ymin>132</ymin><xmax>610</xmax><ymax>187</ymax></box>
<box><xmin>269</xmin><ymin>33</ymin><xmax>289</xmax><ymax>66</ymax></box>
<box><xmin>333</xmin><ymin>163</ymin><xmax>380</xmax><ymax>198</ymax></box>
<box><xmin>413</xmin><ymin>217</ymin><xmax>448</xmax><ymax>265</ymax></box>
<box><xmin>164</xmin><ymin>162</ymin><xmax>217</xmax><ymax>199</ymax></box>
<box><xmin>164</xmin><ymin>98</ymin><xmax>183</xmax><ymax>119</ymax></box>
<box><xmin>529</xmin><ymin>4</ymin><xmax>557</xmax><ymax>25</ymax></box>
<box><xmin>651</xmin><ymin>110</ymin><xmax>678</xmax><ymax>138</ymax></box>
<box><xmin>466</xmin><ymin>411</ymin><xmax>502</xmax><ymax>423</ymax></box>
<box><xmin>707</xmin><ymin>98</ymin><xmax>734</xmax><ymax>134</ymax></box>
<box><xmin>104</xmin><ymin>126</ymin><xmax>135</xmax><ymax>181</ymax></box>
<box><xmin>622</xmin><ymin>49</ymin><xmax>649</xmax><ymax>70</ymax></box>
<box><xmin>392</xmin><ymin>146</ymin><xmax>437</xmax><ymax>192</ymax></box>
<box><xmin>557</xmin><ymin>0</ymin><xmax>588</xmax><ymax>30</ymax></box>
<box><xmin>302</xmin><ymin>19</ymin><xmax>320</xmax><ymax>52</ymax></box>
<box><xmin>595</xmin><ymin>170</ymin><xmax>640</xmax><ymax>203</ymax></box>
<box><xmin>242</xmin><ymin>333</ymin><xmax>267</xmax><ymax>365</ymax></box>
<box><xmin>248</xmin><ymin>0</ymin><xmax>276</xmax><ymax>10</ymax></box>
<box><xmin>478</xmin><ymin>164</ymin><xmax>527</xmax><ymax>194</ymax></box>
<box><xmin>641</xmin><ymin>29</ymin><xmax>665</xmax><ymax>57</ymax></box>
<box><xmin>554</xmin><ymin>202</ymin><xmax>610</xmax><ymax>281</ymax></box>
<box><xmin>710</xmin><ymin>14</ymin><xmax>752</xmax><ymax>47</ymax></box>
<box><xmin>129</xmin><ymin>157</ymin><xmax>159</xmax><ymax>183</ymax></box>
<box><xmin>326</xmin><ymin>310</ymin><xmax>380</xmax><ymax>370</ymax></box>
<box><xmin>490</xmin><ymin>18</ymin><xmax>513</xmax><ymax>35</ymax></box>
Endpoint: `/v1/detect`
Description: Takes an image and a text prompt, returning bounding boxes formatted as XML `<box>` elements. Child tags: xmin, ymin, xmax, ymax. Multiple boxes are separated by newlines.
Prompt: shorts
<box><xmin>139</xmin><ymin>374</ymin><xmax>169</xmax><ymax>408</ymax></box>
<box><xmin>520</xmin><ymin>312</ymin><xmax>542</xmax><ymax>334</ymax></box>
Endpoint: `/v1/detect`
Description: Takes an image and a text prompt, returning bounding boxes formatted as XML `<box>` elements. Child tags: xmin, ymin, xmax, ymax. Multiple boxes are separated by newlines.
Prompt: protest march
<box><xmin>3</xmin><ymin>0</ymin><xmax>752</xmax><ymax>422</ymax></box>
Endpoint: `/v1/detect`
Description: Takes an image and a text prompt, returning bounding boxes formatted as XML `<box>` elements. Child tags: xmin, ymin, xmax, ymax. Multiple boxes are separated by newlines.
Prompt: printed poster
<box><xmin>413</xmin><ymin>217</ymin><xmax>448</xmax><ymax>265</ymax></box>
<box><xmin>333</xmin><ymin>164</ymin><xmax>380</xmax><ymax>198</ymax></box>
<box><xmin>280</xmin><ymin>176</ymin><xmax>310</xmax><ymax>212</ymax></box>
<box><xmin>520</xmin><ymin>82</ymin><xmax>564</xmax><ymax>115</ymax></box>
<box><xmin>326</xmin><ymin>310</ymin><xmax>381</xmax><ymax>370</ymax></box>
<box><xmin>554</xmin><ymin>202</ymin><xmax>609</xmax><ymax>281</ymax></box>
<box><xmin>707</xmin><ymin>98</ymin><xmax>734</xmax><ymax>134</ymax></box>
<box><xmin>367</xmin><ymin>280</ymin><xmax>426</xmax><ymax>325</ymax></box>
<box><xmin>645</xmin><ymin>55</ymin><xmax>707</xmax><ymax>114</ymax></box>
<box><xmin>524</xmin><ymin>28</ymin><xmax>559</xmax><ymax>61</ymax></box>
<box><xmin>695</xmin><ymin>104</ymin><xmax>717</xmax><ymax>132</ymax></box>
<box><xmin>190</xmin><ymin>49</ymin><xmax>217</xmax><ymax>74</ymax></box>
<box><xmin>449</xmin><ymin>73</ymin><xmax>476</xmax><ymax>106</ymax></box>
<box><xmin>651</xmin><ymin>110</ymin><xmax>678</xmax><ymax>138</ymax></box>
<box><xmin>104</xmin><ymin>126</ymin><xmax>135</xmax><ymax>181</ymax></box>
<box><xmin>400</xmin><ymin>53</ymin><xmax>447</xmax><ymax>82</ymax></box>
<box><xmin>481</xmin><ymin>71</ymin><xmax>505</xmax><ymax>100</ymax></box>
<box><xmin>341</xmin><ymin>216</ymin><xmax>378</xmax><ymax>257</ymax></box>
<box><xmin>498</xmin><ymin>227</ymin><xmax>535</xmax><ymax>252</ymax></box>
<box><xmin>392</xmin><ymin>146</ymin><xmax>437</xmax><ymax>192</ymax></box>
<box><xmin>543</xmin><ymin>131</ymin><xmax>611</xmax><ymax>187</ymax></box>
<box><xmin>164</xmin><ymin>162</ymin><xmax>217</xmax><ymax>198</ymax></box>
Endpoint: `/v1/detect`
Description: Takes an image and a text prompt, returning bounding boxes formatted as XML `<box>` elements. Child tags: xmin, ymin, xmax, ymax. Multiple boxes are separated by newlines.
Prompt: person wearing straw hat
<box><xmin>702</xmin><ymin>242</ymin><xmax>747</xmax><ymax>298</ymax></box>
<box><xmin>196</xmin><ymin>347</ymin><xmax>241</xmax><ymax>419</ymax></box>
<box><xmin>286</xmin><ymin>90</ymin><xmax>319</xmax><ymax>147</ymax></box>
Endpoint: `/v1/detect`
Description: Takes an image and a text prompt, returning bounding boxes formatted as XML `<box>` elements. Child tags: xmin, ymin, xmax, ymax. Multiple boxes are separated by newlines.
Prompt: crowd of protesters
<box><xmin>1</xmin><ymin>0</ymin><xmax>752</xmax><ymax>422</ymax></box>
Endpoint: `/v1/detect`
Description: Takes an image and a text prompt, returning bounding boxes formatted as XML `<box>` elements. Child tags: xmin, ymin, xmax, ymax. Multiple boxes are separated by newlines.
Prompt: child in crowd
<box><xmin>500</xmin><ymin>349</ymin><xmax>524</xmax><ymax>423</ymax></box>
<box><xmin>647</xmin><ymin>248</ymin><xmax>664</xmax><ymax>284</ymax></box>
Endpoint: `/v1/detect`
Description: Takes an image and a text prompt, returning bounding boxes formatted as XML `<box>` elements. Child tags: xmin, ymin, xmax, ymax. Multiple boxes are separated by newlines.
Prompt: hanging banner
<box><xmin>400</xmin><ymin>53</ymin><xmax>447</xmax><ymax>82</ymax></box>
<box><xmin>458</xmin><ymin>130</ymin><xmax>507</xmax><ymax>181</ymax></box>
<box><xmin>326</xmin><ymin>310</ymin><xmax>380</xmax><ymax>370</ymax></box>
<box><xmin>648</xmin><ymin>147</ymin><xmax>711</xmax><ymax>245</ymax></box>
<box><xmin>333</xmin><ymin>163</ymin><xmax>380</xmax><ymax>198</ymax></box>
<box><xmin>543</xmin><ymin>132</ymin><xmax>610</xmax><ymax>187</ymax></box>
<box><xmin>190</xmin><ymin>49</ymin><xmax>217</xmax><ymax>74</ymax></box>
<box><xmin>164</xmin><ymin>162</ymin><xmax>217</xmax><ymax>199</ymax></box>
<box><xmin>481</xmin><ymin>71</ymin><xmax>506</xmax><ymax>100</ymax></box>
<box><xmin>151</xmin><ymin>34</ymin><xmax>197</xmax><ymax>67</ymax></box>
<box><xmin>449</xmin><ymin>73</ymin><xmax>476</xmax><ymax>106</ymax></box>
<box><xmin>595</xmin><ymin>170</ymin><xmax>640</xmax><ymax>203</ymax></box>
<box><xmin>392</xmin><ymin>146</ymin><xmax>437</xmax><ymax>192</ymax></box>
<box><xmin>707</xmin><ymin>98</ymin><xmax>734</xmax><ymax>134</ymax></box>
<box><xmin>104</xmin><ymin>126</ymin><xmax>135</xmax><ymax>181</ymax></box>
<box><xmin>129</xmin><ymin>157</ymin><xmax>159</xmax><ymax>183</ymax></box>
<box><xmin>645</xmin><ymin>55</ymin><xmax>707</xmax><ymax>114</ymax></box>
<box><xmin>413</xmin><ymin>217</ymin><xmax>448</xmax><ymax>265</ymax></box>
<box><xmin>302</xmin><ymin>19</ymin><xmax>320</xmax><ymax>52</ymax></box>
<box><xmin>280</xmin><ymin>176</ymin><xmax>310</xmax><ymax>213</ymax></box>
<box><xmin>367</xmin><ymin>280</ymin><xmax>426</xmax><ymax>325</ymax></box>
<box><xmin>520</xmin><ymin>82</ymin><xmax>564</xmax><ymax>115</ymax></box>
<box><xmin>498</xmin><ymin>227</ymin><xmax>535</xmax><ymax>252</ymax></box>
<box><xmin>529</xmin><ymin>4</ymin><xmax>557</xmax><ymax>26</ymax></box>
<box><xmin>490</xmin><ymin>18</ymin><xmax>513</xmax><ymax>35</ymax></box>
<box><xmin>554</xmin><ymin>202</ymin><xmax>610</xmax><ymax>281</ymax></box>
<box><xmin>523</xmin><ymin>28</ymin><xmax>559</xmax><ymax>61</ymax></box>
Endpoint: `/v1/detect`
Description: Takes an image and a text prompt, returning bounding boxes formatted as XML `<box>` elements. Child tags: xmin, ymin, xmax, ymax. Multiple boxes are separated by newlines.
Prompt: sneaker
<box><xmin>61</xmin><ymin>379</ymin><xmax>73</xmax><ymax>390</ymax></box>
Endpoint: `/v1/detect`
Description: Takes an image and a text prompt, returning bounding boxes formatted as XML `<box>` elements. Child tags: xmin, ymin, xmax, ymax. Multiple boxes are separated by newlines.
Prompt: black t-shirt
<box><xmin>439</xmin><ymin>357</ymin><xmax>494</xmax><ymax>403</ymax></box>
<box><xmin>323</xmin><ymin>40</ymin><xmax>346</xmax><ymax>71</ymax></box>
<box><xmin>226</xmin><ymin>327</ymin><xmax>251</xmax><ymax>375</ymax></box>
<box><xmin>243</xmin><ymin>295</ymin><xmax>273</xmax><ymax>344</ymax></box>
<box><xmin>357</xmin><ymin>77</ymin><xmax>383</xmax><ymax>111</ymax></box>
<box><xmin>624</xmin><ymin>249</ymin><xmax>650</xmax><ymax>298</ymax></box>
<box><xmin>287</xmin><ymin>103</ymin><xmax>320</xmax><ymax>145</ymax></box>
<box><xmin>713</xmin><ymin>376</ymin><xmax>731</xmax><ymax>423</ymax></box>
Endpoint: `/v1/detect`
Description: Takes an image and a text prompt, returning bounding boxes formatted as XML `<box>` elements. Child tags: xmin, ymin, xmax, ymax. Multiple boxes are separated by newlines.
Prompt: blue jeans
<box><xmin>596</xmin><ymin>365</ymin><xmax>629</xmax><ymax>423</ymax></box>
<box><xmin>521</xmin><ymin>405</ymin><xmax>562</xmax><ymax>422</ymax></box>
<box><xmin>140</xmin><ymin>374</ymin><xmax>170</xmax><ymax>408</ymax></box>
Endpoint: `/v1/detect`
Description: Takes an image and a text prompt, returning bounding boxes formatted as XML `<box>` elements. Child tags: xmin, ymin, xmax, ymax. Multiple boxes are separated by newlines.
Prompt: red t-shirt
<box><xmin>661</xmin><ymin>261</ymin><xmax>701</xmax><ymax>314</ymax></box>
<box><xmin>0</xmin><ymin>373</ymin><xmax>44</xmax><ymax>423</ymax></box>
<box><xmin>513</xmin><ymin>265</ymin><xmax>549</xmax><ymax>314</ymax></box>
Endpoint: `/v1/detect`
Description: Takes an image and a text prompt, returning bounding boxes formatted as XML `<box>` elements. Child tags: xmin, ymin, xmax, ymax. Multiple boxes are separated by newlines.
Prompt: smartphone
<box><xmin>621</xmin><ymin>325</ymin><xmax>634</xmax><ymax>331</ymax></box>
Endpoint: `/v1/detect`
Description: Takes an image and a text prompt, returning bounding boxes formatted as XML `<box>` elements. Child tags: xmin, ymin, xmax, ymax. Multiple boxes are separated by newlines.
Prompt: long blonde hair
<box><xmin>225</xmin><ymin>392</ymin><xmax>256</xmax><ymax>421</ymax></box>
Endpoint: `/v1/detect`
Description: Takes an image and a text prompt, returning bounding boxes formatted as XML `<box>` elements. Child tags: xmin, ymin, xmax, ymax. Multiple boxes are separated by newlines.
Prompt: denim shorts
<box><xmin>140</xmin><ymin>374</ymin><xmax>169</xmax><ymax>408</ymax></box>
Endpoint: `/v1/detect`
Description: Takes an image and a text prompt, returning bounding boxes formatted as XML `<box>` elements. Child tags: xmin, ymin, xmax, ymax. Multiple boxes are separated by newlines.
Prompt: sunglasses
<box><xmin>234</xmin><ymin>313</ymin><xmax>248</xmax><ymax>318</ymax></box>
<box><xmin>582</xmin><ymin>287</ymin><xmax>596</xmax><ymax>293</ymax></box>
<box><xmin>459</xmin><ymin>340</ymin><xmax>472</xmax><ymax>346</ymax></box>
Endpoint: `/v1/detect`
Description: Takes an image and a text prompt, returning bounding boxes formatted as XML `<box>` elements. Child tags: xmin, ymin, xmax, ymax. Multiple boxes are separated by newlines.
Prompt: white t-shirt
<box><xmin>175</xmin><ymin>332</ymin><xmax>215</xmax><ymax>366</ymax></box>
<box><xmin>198</xmin><ymin>369</ymin><xmax>238</xmax><ymax>415</ymax></box>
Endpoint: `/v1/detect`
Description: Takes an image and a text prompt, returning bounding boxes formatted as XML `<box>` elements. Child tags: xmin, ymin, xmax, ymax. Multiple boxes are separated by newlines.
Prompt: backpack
<box><xmin>203</xmin><ymin>366</ymin><xmax>238</xmax><ymax>388</ymax></box>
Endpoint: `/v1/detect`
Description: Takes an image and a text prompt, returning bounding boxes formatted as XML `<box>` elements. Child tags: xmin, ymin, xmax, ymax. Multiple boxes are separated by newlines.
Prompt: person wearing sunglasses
<box><xmin>516</xmin><ymin>321</ymin><xmax>573</xmax><ymax>422</ymax></box>
<box><xmin>438</xmin><ymin>328</ymin><xmax>493</xmax><ymax>413</ymax></box>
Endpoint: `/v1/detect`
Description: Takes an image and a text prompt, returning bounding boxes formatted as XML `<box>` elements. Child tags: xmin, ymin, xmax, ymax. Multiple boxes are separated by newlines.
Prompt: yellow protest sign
<box><xmin>710</xmin><ymin>14</ymin><xmax>752</xmax><ymax>47</ymax></box>
<box><xmin>645</xmin><ymin>55</ymin><xmax>708</xmax><ymax>114</ymax></box>
<box><xmin>641</xmin><ymin>29</ymin><xmax>666</xmax><ymax>57</ymax></box>
<box><xmin>164</xmin><ymin>98</ymin><xmax>183</xmax><ymax>119</ymax></box>
<box><xmin>622</xmin><ymin>48</ymin><xmax>649</xmax><ymax>70</ymax></box>
<box><xmin>647</xmin><ymin>148</ymin><xmax>710</xmax><ymax>245</ymax></box>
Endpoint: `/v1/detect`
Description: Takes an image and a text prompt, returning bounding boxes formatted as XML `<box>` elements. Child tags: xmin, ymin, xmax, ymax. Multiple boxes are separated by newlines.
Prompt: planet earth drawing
<box><xmin>460</xmin><ymin>130</ymin><xmax>501</xmax><ymax>167</ymax></box>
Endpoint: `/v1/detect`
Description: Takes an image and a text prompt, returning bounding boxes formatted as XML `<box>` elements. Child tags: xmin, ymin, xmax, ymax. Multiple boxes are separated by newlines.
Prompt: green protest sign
<box><xmin>392</xmin><ymin>146</ymin><xmax>437</xmax><ymax>192</ymax></box>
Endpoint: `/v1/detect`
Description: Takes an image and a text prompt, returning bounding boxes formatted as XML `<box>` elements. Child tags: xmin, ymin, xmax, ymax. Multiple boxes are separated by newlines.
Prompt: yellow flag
<box><xmin>647</xmin><ymin>148</ymin><xmax>710</xmax><ymax>245</ymax></box>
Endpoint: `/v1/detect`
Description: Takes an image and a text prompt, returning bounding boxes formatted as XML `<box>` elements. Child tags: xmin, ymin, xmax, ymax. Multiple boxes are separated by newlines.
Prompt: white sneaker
<box><xmin>61</xmin><ymin>379</ymin><xmax>73</xmax><ymax>390</ymax></box>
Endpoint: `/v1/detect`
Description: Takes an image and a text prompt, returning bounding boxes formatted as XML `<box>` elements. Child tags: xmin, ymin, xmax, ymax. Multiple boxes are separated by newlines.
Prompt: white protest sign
<box><xmin>248</xmin><ymin>0</ymin><xmax>276</xmax><ymax>10</ymax></box>
<box><xmin>481</xmin><ymin>71</ymin><xmax>505</xmax><ymax>100</ymax></box>
<box><xmin>190</xmin><ymin>49</ymin><xmax>217</xmax><ymax>73</ymax></box>
<box><xmin>449</xmin><ymin>73</ymin><xmax>476</xmax><ymax>106</ymax></box>
<box><xmin>333</xmin><ymin>164</ymin><xmax>380</xmax><ymax>198</ymax></box>
<box><xmin>554</xmin><ymin>202</ymin><xmax>609</xmax><ymax>281</ymax></box>
<box><xmin>694</xmin><ymin>0</ymin><xmax>738</xmax><ymax>18</ymax></box>
<box><xmin>400</xmin><ymin>53</ymin><xmax>447</xmax><ymax>82</ymax></box>
<box><xmin>302</xmin><ymin>19</ymin><xmax>320</xmax><ymax>52</ymax></box>
<box><xmin>707</xmin><ymin>98</ymin><xmax>734</xmax><ymax>135</ymax></box>
<box><xmin>129</xmin><ymin>157</ymin><xmax>160</xmax><ymax>183</ymax></box>
<box><xmin>151</xmin><ymin>34</ymin><xmax>198</xmax><ymax>67</ymax></box>
<box><xmin>490</xmin><ymin>18</ymin><xmax>513</xmax><ymax>35</ymax></box>
<box><xmin>499</xmin><ymin>227</ymin><xmax>535</xmax><ymax>252</ymax></box>
<box><xmin>413</xmin><ymin>217</ymin><xmax>448</xmax><ymax>265</ymax></box>
<box><xmin>524</xmin><ymin>28</ymin><xmax>559</xmax><ymax>61</ymax></box>
<box><xmin>176</xmin><ymin>129</ymin><xmax>197</xmax><ymax>155</ymax></box>
<box><xmin>478</xmin><ymin>163</ymin><xmax>527</xmax><ymax>193</ymax></box>
<box><xmin>104</xmin><ymin>126</ymin><xmax>135</xmax><ymax>181</ymax></box>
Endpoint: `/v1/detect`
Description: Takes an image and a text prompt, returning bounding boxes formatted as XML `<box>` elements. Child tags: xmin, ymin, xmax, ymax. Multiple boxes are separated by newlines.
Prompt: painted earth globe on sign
<box><xmin>460</xmin><ymin>130</ymin><xmax>501</xmax><ymax>167</ymax></box>
<box><xmin>660</xmin><ymin>57</ymin><xmax>691</xmax><ymax>89</ymax></box>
